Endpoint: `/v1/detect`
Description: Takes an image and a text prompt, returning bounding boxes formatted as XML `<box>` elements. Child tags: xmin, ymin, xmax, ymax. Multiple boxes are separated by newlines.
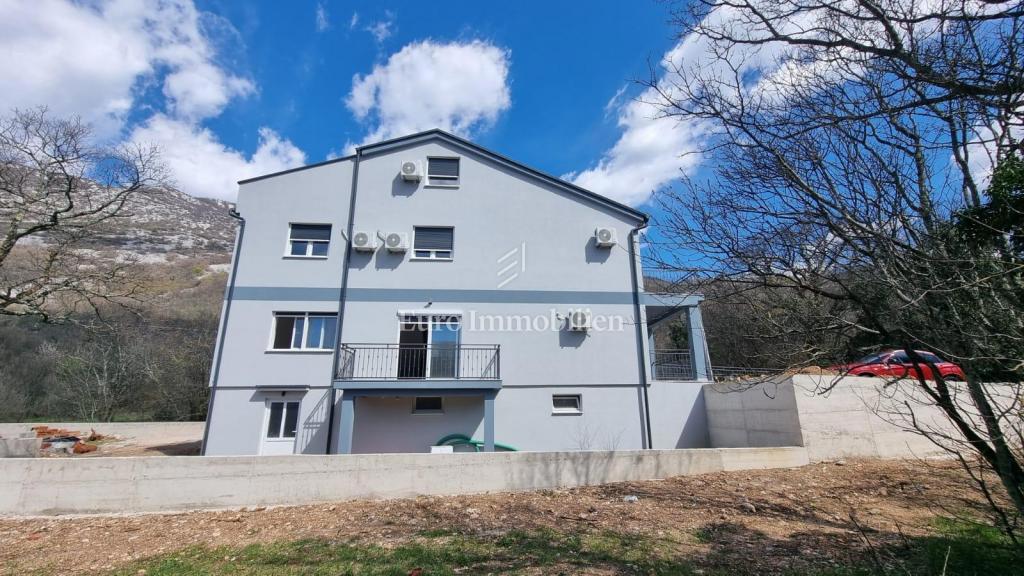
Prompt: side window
<box><xmin>427</xmin><ymin>157</ymin><xmax>459</xmax><ymax>186</ymax></box>
<box><xmin>271</xmin><ymin>313</ymin><xmax>338</xmax><ymax>350</ymax></box>
<box><xmin>413</xmin><ymin>226</ymin><xmax>454</xmax><ymax>260</ymax></box>
<box><xmin>890</xmin><ymin>351</ymin><xmax>910</xmax><ymax>363</ymax></box>
<box><xmin>552</xmin><ymin>394</ymin><xmax>582</xmax><ymax>415</ymax></box>
<box><xmin>413</xmin><ymin>397</ymin><xmax>443</xmax><ymax>413</ymax></box>
<box><xmin>266</xmin><ymin>401</ymin><xmax>299</xmax><ymax>438</ymax></box>
<box><xmin>288</xmin><ymin>224</ymin><xmax>331</xmax><ymax>257</ymax></box>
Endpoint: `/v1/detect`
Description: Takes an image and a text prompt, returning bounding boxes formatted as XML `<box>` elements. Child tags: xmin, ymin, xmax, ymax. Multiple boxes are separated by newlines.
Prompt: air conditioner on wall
<box><xmin>384</xmin><ymin>232</ymin><xmax>409</xmax><ymax>252</ymax></box>
<box><xmin>351</xmin><ymin>230</ymin><xmax>378</xmax><ymax>251</ymax></box>
<box><xmin>400</xmin><ymin>160</ymin><xmax>423</xmax><ymax>181</ymax></box>
<box><xmin>567</xmin><ymin>310</ymin><xmax>591</xmax><ymax>332</ymax></box>
<box><xmin>594</xmin><ymin>227</ymin><xmax>618</xmax><ymax>248</ymax></box>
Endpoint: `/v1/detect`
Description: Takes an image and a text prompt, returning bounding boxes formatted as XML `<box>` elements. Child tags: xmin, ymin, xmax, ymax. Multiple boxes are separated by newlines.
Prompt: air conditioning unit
<box><xmin>351</xmin><ymin>230</ymin><xmax>378</xmax><ymax>252</ymax></box>
<box><xmin>400</xmin><ymin>160</ymin><xmax>422</xmax><ymax>181</ymax></box>
<box><xmin>384</xmin><ymin>232</ymin><xmax>409</xmax><ymax>252</ymax></box>
<box><xmin>594</xmin><ymin>227</ymin><xmax>618</xmax><ymax>248</ymax></box>
<box><xmin>567</xmin><ymin>310</ymin><xmax>591</xmax><ymax>332</ymax></box>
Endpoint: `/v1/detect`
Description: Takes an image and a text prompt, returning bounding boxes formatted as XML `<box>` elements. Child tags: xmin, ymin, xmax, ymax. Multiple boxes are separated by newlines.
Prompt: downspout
<box><xmin>325</xmin><ymin>148</ymin><xmax>362</xmax><ymax>454</ymax></box>
<box><xmin>628</xmin><ymin>218</ymin><xmax>653</xmax><ymax>449</ymax></box>
<box><xmin>200</xmin><ymin>207</ymin><xmax>245</xmax><ymax>455</ymax></box>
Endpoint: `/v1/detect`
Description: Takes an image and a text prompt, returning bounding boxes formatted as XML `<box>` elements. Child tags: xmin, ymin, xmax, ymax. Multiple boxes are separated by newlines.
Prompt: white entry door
<box><xmin>261</xmin><ymin>400</ymin><xmax>299</xmax><ymax>455</ymax></box>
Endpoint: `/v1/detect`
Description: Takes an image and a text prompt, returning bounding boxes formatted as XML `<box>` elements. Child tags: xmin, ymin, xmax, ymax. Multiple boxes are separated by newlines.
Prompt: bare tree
<box><xmin>0</xmin><ymin>108</ymin><xmax>166</xmax><ymax>321</ymax></box>
<box><xmin>46</xmin><ymin>324</ymin><xmax>152</xmax><ymax>422</ymax></box>
<box><xmin>648</xmin><ymin>0</ymin><xmax>1023</xmax><ymax>542</ymax></box>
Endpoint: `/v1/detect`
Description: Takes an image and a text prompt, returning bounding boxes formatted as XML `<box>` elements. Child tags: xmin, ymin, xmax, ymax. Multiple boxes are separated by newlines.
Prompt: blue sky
<box><xmin>0</xmin><ymin>0</ymin><xmax>707</xmax><ymax>216</ymax></box>
<box><xmin>205</xmin><ymin>1</ymin><xmax>677</xmax><ymax>175</ymax></box>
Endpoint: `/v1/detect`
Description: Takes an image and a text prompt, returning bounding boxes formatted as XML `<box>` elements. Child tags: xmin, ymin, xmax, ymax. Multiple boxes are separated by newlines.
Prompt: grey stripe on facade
<box><xmin>230</xmin><ymin>286</ymin><xmax>701</xmax><ymax>307</ymax></box>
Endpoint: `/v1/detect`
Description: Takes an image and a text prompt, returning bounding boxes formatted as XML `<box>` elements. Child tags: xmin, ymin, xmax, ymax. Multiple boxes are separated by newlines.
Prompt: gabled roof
<box><xmin>238</xmin><ymin>129</ymin><xmax>647</xmax><ymax>223</ymax></box>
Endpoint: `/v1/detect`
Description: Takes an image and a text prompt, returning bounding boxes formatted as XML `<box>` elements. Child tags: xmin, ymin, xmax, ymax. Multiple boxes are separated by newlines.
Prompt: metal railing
<box><xmin>651</xmin><ymin>349</ymin><xmax>696</xmax><ymax>381</ymax></box>
<box><xmin>336</xmin><ymin>343</ymin><xmax>500</xmax><ymax>381</ymax></box>
<box><xmin>711</xmin><ymin>366</ymin><xmax>785</xmax><ymax>383</ymax></box>
<box><xmin>642</xmin><ymin>266</ymin><xmax>690</xmax><ymax>292</ymax></box>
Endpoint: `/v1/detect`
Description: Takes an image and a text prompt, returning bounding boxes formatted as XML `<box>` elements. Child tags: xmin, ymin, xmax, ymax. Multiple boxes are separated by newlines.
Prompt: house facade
<box><xmin>201</xmin><ymin>130</ymin><xmax>710</xmax><ymax>456</ymax></box>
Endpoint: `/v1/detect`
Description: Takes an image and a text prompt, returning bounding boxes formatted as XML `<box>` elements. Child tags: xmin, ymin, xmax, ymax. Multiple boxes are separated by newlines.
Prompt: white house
<box><xmin>201</xmin><ymin>130</ymin><xmax>710</xmax><ymax>456</ymax></box>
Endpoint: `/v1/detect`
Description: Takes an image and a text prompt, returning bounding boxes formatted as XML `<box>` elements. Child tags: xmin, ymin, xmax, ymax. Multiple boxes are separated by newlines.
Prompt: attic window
<box><xmin>427</xmin><ymin>157</ymin><xmax>459</xmax><ymax>186</ymax></box>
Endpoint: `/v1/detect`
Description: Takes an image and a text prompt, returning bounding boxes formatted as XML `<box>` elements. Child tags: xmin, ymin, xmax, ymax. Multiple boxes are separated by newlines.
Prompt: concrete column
<box><xmin>483</xmin><ymin>392</ymin><xmax>495</xmax><ymax>452</ymax></box>
<box><xmin>338</xmin><ymin>392</ymin><xmax>355</xmax><ymax>454</ymax></box>
<box><xmin>687</xmin><ymin>306</ymin><xmax>709</xmax><ymax>381</ymax></box>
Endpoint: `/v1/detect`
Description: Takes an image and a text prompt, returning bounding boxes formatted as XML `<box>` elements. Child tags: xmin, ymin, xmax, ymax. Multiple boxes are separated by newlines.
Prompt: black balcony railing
<box><xmin>336</xmin><ymin>343</ymin><xmax>500</xmax><ymax>381</ymax></box>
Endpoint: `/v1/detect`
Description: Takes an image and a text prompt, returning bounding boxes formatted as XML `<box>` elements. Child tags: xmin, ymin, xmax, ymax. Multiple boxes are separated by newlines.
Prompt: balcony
<box><xmin>335</xmin><ymin>343</ymin><xmax>501</xmax><ymax>390</ymax></box>
<box><xmin>651</xmin><ymin>349</ymin><xmax>697</xmax><ymax>381</ymax></box>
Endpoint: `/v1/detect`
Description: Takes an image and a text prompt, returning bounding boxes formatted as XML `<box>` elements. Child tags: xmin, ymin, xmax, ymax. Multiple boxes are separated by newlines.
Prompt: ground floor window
<box><xmin>552</xmin><ymin>394</ymin><xmax>582</xmax><ymax>415</ymax></box>
<box><xmin>413</xmin><ymin>396</ymin><xmax>444</xmax><ymax>413</ymax></box>
<box><xmin>266</xmin><ymin>401</ymin><xmax>299</xmax><ymax>438</ymax></box>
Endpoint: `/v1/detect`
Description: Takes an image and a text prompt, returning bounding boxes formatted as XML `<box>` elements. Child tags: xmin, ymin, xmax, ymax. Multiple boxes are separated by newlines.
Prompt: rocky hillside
<box><xmin>85</xmin><ymin>186</ymin><xmax>237</xmax><ymax>263</ymax></box>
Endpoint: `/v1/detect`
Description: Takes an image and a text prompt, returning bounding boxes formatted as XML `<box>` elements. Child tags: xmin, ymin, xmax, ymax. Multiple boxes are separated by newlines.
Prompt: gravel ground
<box><xmin>0</xmin><ymin>458</ymin><xmax>989</xmax><ymax>575</ymax></box>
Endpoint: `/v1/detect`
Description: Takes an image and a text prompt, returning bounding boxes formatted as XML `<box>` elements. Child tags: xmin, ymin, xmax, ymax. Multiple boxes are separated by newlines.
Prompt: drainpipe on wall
<box><xmin>627</xmin><ymin>219</ymin><xmax>653</xmax><ymax>450</ymax></box>
<box><xmin>200</xmin><ymin>207</ymin><xmax>246</xmax><ymax>455</ymax></box>
<box><xmin>325</xmin><ymin>148</ymin><xmax>362</xmax><ymax>454</ymax></box>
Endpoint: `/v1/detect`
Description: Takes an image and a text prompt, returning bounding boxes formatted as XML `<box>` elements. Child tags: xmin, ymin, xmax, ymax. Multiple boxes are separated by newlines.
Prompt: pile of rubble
<box><xmin>33</xmin><ymin>427</ymin><xmax>109</xmax><ymax>455</ymax></box>
<box><xmin>0</xmin><ymin>427</ymin><xmax>111</xmax><ymax>458</ymax></box>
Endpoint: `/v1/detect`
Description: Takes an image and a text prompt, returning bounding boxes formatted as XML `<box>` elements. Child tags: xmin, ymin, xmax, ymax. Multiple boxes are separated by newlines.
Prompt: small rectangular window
<box><xmin>413</xmin><ymin>227</ymin><xmax>454</xmax><ymax>260</ymax></box>
<box><xmin>266</xmin><ymin>401</ymin><xmax>299</xmax><ymax>438</ymax></box>
<box><xmin>413</xmin><ymin>396</ymin><xmax>444</xmax><ymax>413</ymax></box>
<box><xmin>271</xmin><ymin>313</ymin><xmax>337</xmax><ymax>350</ymax></box>
<box><xmin>288</xmin><ymin>224</ymin><xmax>331</xmax><ymax>257</ymax></box>
<box><xmin>552</xmin><ymin>394</ymin><xmax>582</xmax><ymax>415</ymax></box>
<box><xmin>427</xmin><ymin>157</ymin><xmax>459</xmax><ymax>186</ymax></box>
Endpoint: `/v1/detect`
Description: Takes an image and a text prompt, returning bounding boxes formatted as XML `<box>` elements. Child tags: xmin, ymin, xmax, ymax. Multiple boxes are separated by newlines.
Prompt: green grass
<box><xmin>907</xmin><ymin>517</ymin><xmax>1024</xmax><ymax>575</ymax></box>
<box><xmin>107</xmin><ymin>519</ymin><xmax>1023</xmax><ymax>576</ymax></box>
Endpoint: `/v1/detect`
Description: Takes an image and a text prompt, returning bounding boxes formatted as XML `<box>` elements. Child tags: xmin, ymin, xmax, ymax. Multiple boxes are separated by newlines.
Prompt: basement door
<box><xmin>260</xmin><ymin>399</ymin><xmax>299</xmax><ymax>455</ymax></box>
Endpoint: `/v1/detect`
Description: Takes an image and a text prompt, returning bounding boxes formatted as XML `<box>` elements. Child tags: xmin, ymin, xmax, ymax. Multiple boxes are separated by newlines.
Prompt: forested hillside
<box><xmin>0</xmin><ymin>186</ymin><xmax>234</xmax><ymax>422</ymax></box>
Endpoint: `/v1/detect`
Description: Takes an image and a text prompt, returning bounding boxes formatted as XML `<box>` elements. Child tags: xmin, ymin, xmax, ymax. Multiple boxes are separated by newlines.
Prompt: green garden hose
<box><xmin>435</xmin><ymin>433</ymin><xmax>517</xmax><ymax>452</ymax></box>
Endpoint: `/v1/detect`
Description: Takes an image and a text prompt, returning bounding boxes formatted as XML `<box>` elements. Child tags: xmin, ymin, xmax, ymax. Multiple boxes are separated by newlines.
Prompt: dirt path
<box><xmin>0</xmin><ymin>458</ymin><xmax>990</xmax><ymax>575</ymax></box>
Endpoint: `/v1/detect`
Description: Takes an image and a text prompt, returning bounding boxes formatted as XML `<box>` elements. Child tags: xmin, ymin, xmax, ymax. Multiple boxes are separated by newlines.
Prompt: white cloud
<box><xmin>603</xmin><ymin>85</ymin><xmax>628</xmax><ymax>117</ymax></box>
<box><xmin>364</xmin><ymin>12</ymin><xmax>395</xmax><ymax>43</ymax></box>
<box><xmin>0</xmin><ymin>0</ymin><xmax>302</xmax><ymax>200</ymax></box>
<box><xmin>130</xmin><ymin>115</ymin><xmax>306</xmax><ymax>201</ymax></box>
<box><xmin>572</xmin><ymin>5</ymin><xmax>801</xmax><ymax>206</ymax></box>
<box><xmin>0</xmin><ymin>0</ymin><xmax>255</xmax><ymax>134</ymax></box>
<box><xmin>346</xmin><ymin>40</ymin><xmax>511</xmax><ymax>145</ymax></box>
<box><xmin>315</xmin><ymin>2</ymin><xmax>329</xmax><ymax>32</ymax></box>
<box><xmin>349</xmin><ymin>11</ymin><xmax>359</xmax><ymax>30</ymax></box>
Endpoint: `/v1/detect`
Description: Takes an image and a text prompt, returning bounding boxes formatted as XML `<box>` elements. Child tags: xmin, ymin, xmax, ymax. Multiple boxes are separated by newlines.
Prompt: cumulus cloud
<box><xmin>571</xmin><ymin>6</ymin><xmax>806</xmax><ymax>207</ymax></box>
<box><xmin>0</xmin><ymin>0</ymin><xmax>256</xmax><ymax>133</ymax></box>
<box><xmin>569</xmin><ymin>97</ymin><xmax>707</xmax><ymax>207</ymax></box>
<box><xmin>130</xmin><ymin>115</ymin><xmax>306</xmax><ymax>201</ymax></box>
<box><xmin>346</xmin><ymin>40</ymin><xmax>511</xmax><ymax>145</ymax></box>
<box><xmin>0</xmin><ymin>0</ymin><xmax>304</xmax><ymax>200</ymax></box>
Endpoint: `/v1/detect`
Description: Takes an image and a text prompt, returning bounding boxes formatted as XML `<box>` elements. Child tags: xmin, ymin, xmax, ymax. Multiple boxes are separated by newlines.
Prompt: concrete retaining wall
<box><xmin>0</xmin><ymin>446</ymin><xmax>807</xmax><ymax>516</ymax></box>
<box><xmin>704</xmin><ymin>375</ymin><xmax>957</xmax><ymax>461</ymax></box>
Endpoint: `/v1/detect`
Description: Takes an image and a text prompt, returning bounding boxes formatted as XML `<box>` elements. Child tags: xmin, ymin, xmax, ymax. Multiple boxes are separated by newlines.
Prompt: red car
<box><xmin>831</xmin><ymin>350</ymin><xmax>966</xmax><ymax>381</ymax></box>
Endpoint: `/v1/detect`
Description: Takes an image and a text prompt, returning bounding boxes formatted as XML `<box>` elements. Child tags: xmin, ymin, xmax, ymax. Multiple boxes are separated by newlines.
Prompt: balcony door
<box><xmin>398</xmin><ymin>315</ymin><xmax>460</xmax><ymax>379</ymax></box>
